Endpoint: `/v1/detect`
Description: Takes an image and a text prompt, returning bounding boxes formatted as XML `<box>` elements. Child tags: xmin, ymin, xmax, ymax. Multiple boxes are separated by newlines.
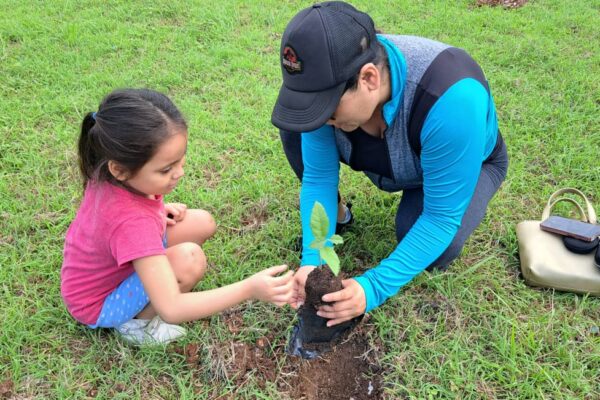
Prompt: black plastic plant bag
<box><xmin>287</xmin><ymin>305</ymin><xmax>363</xmax><ymax>359</ymax></box>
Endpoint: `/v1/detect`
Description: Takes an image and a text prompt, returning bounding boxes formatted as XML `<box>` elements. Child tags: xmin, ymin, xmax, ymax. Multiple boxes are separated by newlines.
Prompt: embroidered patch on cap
<box><xmin>282</xmin><ymin>45</ymin><xmax>302</xmax><ymax>74</ymax></box>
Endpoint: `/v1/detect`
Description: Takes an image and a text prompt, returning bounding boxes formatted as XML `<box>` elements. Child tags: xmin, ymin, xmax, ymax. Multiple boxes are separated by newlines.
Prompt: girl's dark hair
<box><xmin>78</xmin><ymin>89</ymin><xmax>187</xmax><ymax>189</ymax></box>
<box><xmin>343</xmin><ymin>40</ymin><xmax>389</xmax><ymax>93</ymax></box>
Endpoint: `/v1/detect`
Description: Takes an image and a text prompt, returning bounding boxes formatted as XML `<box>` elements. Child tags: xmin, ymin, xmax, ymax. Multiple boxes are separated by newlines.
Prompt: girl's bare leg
<box><xmin>167</xmin><ymin>209</ymin><xmax>217</xmax><ymax>246</ymax></box>
<box><xmin>136</xmin><ymin>243</ymin><xmax>207</xmax><ymax>319</ymax></box>
<box><xmin>136</xmin><ymin>209</ymin><xmax>216</xmax><ymax>319</ymax></box>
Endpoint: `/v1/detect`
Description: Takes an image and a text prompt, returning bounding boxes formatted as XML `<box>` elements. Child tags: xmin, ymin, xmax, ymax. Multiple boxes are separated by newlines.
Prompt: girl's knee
<box><xmin>174</xmin><ymin>242</ymin><xmax>207</xmax><ymax>283</ymax></box>
<box><xmin>194</xmin><ymin>209</ymin><xmax>217</xmax><ymax>243</ymax></box>
<box><xmin>188</xmin><ymin>243</ymin><xmax>207</xmax><ymax>281</ymax></box>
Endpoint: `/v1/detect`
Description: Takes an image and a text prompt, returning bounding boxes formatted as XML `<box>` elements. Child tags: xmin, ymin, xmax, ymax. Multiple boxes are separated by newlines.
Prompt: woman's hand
<box><xmin>165</xmin><ymin>203</ymin><xmax>187</xmax><ymax>226</ymax></box>
<box><xmin>289</xmin><ymin>265</ymin><xmax>316</xmax><ymax>309</ymax></box>
<box><xmin>248</xmin><ymin>265</ymin><xmax>294</xmax><ymax>307</ymax></box>
<box><xmin>317</xmin><ymin>278</ymin><xmax>366</xmax><ymax>326</ymax></box>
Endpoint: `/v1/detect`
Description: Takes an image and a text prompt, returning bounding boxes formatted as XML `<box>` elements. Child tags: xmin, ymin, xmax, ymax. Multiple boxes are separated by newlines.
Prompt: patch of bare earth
<box><xmin>476</xmin><ymin>0</ymin><xmax>528</xmax><ymax>8</ymax></box>
<box><xmin>240</xmin><ymin>198</ymin><xmax>270</xmax><ymax>233</ymax></box>
<box><xmin>200</xmin><ymin>149</ymin><xmax>235</xmax><ymax>189</ymax></box>
<box><xmin>203</xmin><ymin>313</ymin><xmax>384</xmax><ymax>399</ymax></box>
<box><xmin>416</xmin><ymin>293</ymin><xmax>462</xmax><ymax>331</ymax></box>
<box><xmin>0</xmin><ymin>379</ymin><xmax>14</xmax><ymax>400</ymax></box>
<box><xmin>284</xmin><ymin>328</ymin><xmax>382</xmax><ymax>400</ymax></box>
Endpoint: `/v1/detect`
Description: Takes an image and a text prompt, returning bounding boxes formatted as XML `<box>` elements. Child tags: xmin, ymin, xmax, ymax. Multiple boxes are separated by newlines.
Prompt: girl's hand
<box><xmin>248</xmin><ymin>265</ymin><xmax>294</xmax><ymax>307</ymax></box>
<box><xmin>289</xmin><ymin>265</ymin><xmax>316</xmax><ymax>309</ymax></box>
<box><xmin>317</xmin><ymin>278</ymin><xmax>366</xmax><ymax>326</ymax></box>
<box><xmin>165</xmin><ymin>203</ymin><xmax>187</xmax><ymax>226</ymax></box>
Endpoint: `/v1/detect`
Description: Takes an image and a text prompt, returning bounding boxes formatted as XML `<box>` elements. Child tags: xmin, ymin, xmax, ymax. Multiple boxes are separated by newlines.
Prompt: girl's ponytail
<box><xmin>78</xmin><ymin>112</ymin><xmax>99</xmax><ymax>189</ymax></box>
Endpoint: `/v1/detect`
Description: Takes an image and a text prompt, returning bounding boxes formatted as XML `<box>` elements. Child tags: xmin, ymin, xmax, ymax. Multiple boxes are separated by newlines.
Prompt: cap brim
<box><xmin>271</xmin><ymin>81</ymin><xmax>346</xmax><ymax>132</ymax></box>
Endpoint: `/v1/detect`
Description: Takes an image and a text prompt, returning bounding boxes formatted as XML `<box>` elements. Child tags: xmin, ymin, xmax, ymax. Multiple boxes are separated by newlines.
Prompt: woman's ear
<box><xmin>358</xmin><ymin>63</ymin><xmax>381</xmax><ymax>91</ymax></box>
<box><xmin>108</xmin><ymin>160</ymin><xmax>129</xmax><ymax>182</ymax></box>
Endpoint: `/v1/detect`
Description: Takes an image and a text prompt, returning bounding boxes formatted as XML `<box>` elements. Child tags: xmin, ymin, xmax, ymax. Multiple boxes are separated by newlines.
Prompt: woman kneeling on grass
<box><xmin>272</xmin><ymin>2</ymin><xmax>509</xmax><ymax>325</ymax></box>
<box><xmin>61</xmin><ymin>88</ymin><xmax>293</xmax><ymax>345</ymax></box>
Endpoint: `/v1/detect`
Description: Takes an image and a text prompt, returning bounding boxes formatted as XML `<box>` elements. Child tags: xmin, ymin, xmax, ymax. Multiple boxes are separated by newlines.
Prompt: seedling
<box><xmin>309</xmin><ymin>201</ymin><xmax>344</xmax><ymax>276</ymax></box>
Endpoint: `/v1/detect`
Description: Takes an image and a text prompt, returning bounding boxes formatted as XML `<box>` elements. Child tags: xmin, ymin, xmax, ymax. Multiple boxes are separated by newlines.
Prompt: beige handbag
<box><xmin>516</xmin><ymin>188</ymin><xmax>600</xmax><ymax>295</ymax></box>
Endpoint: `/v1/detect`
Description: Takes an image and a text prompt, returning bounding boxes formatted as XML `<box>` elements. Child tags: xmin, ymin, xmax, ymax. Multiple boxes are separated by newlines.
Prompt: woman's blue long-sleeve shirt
<box><xmin>299</xmin><ymin>37</ymin><xmax>498</xmax><ymax>312</ymax></box>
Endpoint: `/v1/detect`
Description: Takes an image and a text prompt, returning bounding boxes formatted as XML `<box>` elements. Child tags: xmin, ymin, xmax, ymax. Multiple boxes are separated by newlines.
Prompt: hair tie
<box><xmin>91</xmin><ymin>112</ymin><xmax>97</xmax><ymax>121</ymax></box>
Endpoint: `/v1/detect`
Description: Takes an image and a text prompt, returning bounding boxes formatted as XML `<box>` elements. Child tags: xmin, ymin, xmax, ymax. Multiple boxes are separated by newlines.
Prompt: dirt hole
<box><xmin>198</xmin><ymin>316</ymin><xmax>384</xmax><ymax>399</ymax></box>
<box><xmin>284</xmin><ymin>328</ymin><xmax>383</xmax><ymax>400</ymax></box>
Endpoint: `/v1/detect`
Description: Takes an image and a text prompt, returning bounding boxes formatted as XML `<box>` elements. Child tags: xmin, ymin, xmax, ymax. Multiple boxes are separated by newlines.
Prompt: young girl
<box><xmin>61</xmin><ymin>88</ymin><xmax>293</xmax><ymax>345</ymax></box>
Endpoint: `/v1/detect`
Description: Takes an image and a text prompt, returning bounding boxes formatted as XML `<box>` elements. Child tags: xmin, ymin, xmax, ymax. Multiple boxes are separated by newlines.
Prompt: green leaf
<box><xmin>309</xmin><ymin>239</ymin><xmax>325</xmax><ymax>250</ymax></box>
<box><xmin>329</xmin><ymin>234</ymin><xmax>344</xmax><ymax>245</ymax></box>
<box><xmin>320</xmin><ymin>246</ymin><xmax>340</xmax><ymax>276</ymax></box>
<box><xmin>310</xmin><ymin>201</ymin><xmax>329</xmax><ymax>241</ymax></box>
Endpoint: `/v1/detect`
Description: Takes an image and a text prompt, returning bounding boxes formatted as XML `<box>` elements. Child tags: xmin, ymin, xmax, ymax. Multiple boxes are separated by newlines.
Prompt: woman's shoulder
<box><xmin>380</xmin><ymin>34</ymin><xmax>451</xmax><ymax>50</ymax></box>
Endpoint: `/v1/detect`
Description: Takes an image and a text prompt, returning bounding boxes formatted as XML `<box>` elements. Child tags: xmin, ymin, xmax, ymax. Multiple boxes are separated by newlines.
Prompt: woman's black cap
<box><xmin>271</xmin><ymin>2</ymin><xmax>378</xmax><ymax>132</ymax></box>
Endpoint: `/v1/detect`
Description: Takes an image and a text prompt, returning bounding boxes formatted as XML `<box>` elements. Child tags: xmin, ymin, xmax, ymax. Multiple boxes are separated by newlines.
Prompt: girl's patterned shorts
<box><xmin>88</xmin><ymin>235</ymin><xmax>167</xmax><ymax>328</ymax></box>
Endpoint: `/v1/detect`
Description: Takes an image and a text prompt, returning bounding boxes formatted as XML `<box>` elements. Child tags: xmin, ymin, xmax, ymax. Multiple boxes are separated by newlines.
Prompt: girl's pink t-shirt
<box><xmin>61</xmin><ymin>181</ymin><xmax>167</xmax><ymax>325</ymax></box>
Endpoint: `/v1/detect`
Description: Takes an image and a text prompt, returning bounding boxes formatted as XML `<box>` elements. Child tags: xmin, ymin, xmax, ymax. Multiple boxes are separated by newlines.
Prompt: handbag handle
<box><xmin>546</xmin><ymin>198</ymin><xmax>587</xmax><ymax>221</ymax></box>
<box><xmin>541</xmin><ymin>188</ymin><xmax>597</xmax><ymax>224</ymax></box>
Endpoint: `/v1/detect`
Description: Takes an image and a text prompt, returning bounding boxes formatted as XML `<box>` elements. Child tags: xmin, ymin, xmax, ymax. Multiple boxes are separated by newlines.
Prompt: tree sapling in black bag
<box><xmin>287</xmin><ymin>202</ymin><xmax>363</xmax><ymax>359</ymax></box>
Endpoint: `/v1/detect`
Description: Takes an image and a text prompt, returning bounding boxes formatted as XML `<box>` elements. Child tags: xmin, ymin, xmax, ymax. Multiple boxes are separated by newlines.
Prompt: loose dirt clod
<box><xmin>304</xmin><ymin>266</ymin><xmax>342</xmax><ymax>308</ymax></box>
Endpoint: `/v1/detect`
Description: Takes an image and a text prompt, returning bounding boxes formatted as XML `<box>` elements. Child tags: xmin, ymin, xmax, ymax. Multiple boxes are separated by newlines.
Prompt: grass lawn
<box><xmin>1</xmin><ymin>0</ymin><xmax>599</xmax><ymax>398</ymax></box>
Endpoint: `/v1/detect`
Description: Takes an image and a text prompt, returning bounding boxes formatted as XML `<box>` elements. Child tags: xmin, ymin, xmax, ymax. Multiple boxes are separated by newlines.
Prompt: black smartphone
<box><xmin>540</xmin><ymin>216</ymin><xmax>600</xmax><ymax>242</ymax></box>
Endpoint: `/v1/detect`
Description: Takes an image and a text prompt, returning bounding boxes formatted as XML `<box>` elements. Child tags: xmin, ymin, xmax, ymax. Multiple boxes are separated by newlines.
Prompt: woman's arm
<box><xmin>134</xmin><ymin>255</ymin><xmax>293</xmax><ymax>324</ymax></box>
<box><xmin>355</xmin><ymin>78</ymin><xmax>489</xmax><ymax>311</ymax></box>
<box><xmin>320</xmin><ymin>78</ymin><xmax>491</xmax><ymax>324</ymax></box>
<box><xmin>299</xmin><ymin>125</ymin><xmax>340</xmax><ymax>266</ymax></box>
<box><xmin>289</xmin><ymin>125</ymin><xmax>340</xmax><ymax>308</ymax></box>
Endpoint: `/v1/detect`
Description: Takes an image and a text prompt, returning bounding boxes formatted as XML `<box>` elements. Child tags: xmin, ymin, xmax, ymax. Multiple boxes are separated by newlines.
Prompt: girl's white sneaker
<box><xmin>115</xmin><ymin>316</ymin><xmax>186</xmax><ymax>345</ymax></box>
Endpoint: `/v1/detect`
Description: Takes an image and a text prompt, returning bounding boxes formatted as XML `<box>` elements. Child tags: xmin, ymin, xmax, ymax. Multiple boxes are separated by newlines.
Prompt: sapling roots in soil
<box><xmin>287</xmin><ymin>201</ymin><xmax>362</xmax><ymax>359</ymax></box>
<box><xmin>288</xmin><ymin>266</ymin><xmax>363</xmax><ymax>359</ymax></box>
<box><xmin>287</xmin><ymin>202</ymin><xmax>363</xmax><ymax>359</ymax></box>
